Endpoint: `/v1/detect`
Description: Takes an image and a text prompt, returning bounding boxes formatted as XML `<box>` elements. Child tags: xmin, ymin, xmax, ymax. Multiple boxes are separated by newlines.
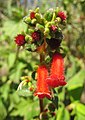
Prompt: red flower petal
<box><xmin>30</xmin><ymin>12</ymin><xmax>35</xmax><ymax>19</ymax></box>
<box><xmin>50</xmin><ymin>53</ymin><xmax>64</xmax><ymax>78</ymax></box>
<box><xmin>34</xmin><ymin>65</ymin><xmax>51</xmax><ymax>99</ymax></box>
<box><xmin>50</xmin><ymin>25</ymin><xmax>57</xmax><ymax>32</ymax></box>
<box><xmin>47</xmin><ymin>53</ymin><xmax>67</xmax><ymax>88</ymax></box>
<box><xmin>15</xmin><ymin>34</ymin><xmax>25</xmax><ymax>46</ymax></box>
<box><xmin>31</xmin><ymin>31</ymin><xmax>40</xmax><ymax>41</ymax></box>
<box><xmin>58</xmin><ymin>11</ymin><xmax>66</xmax><ymax>20</ymax></box>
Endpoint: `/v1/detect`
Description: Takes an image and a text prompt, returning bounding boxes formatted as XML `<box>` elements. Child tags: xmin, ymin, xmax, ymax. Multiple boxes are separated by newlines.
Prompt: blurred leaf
<box><xmin>17</xmin><ymin>88</ymin><xmax>32</xmax><ymax>97</ymax></box>
<box><xmin>56</xmin><ymin>105</ymin><xmax>70</xmax><ymax>120</ymax></box>
<box><xmin>68</xmin><ymin>87</ymin><xmax>83</xmax><ymax>101</ymax></box>
<box><xmin>8</xmin><ymin>92</ymin><xmax>20</xmax><ymax>112</ymax></box>
<box><xmin>67</xmin><ymin>69</ymin><xmax>85</xmax><ymax>90</ymax></box>
<box><xmin>0</xmin><ymin>98</ymin><xmax>7</xmax><ymax>120</ymax></box>
<box><xmin>1</xmin><ymin>20</ymin><xmax>27</xmax><ymax>40</ymax></box>
<box><xmin>74</xmin><ymin>103</ymin><xmax>85</xmax><ymax>120</ymax></box>
<box><xmin>76</xmin><ymin>103</ymin><xmax>85</xmax><ymax>116</ymax></box>
<box><xmin>0</xmin><ymin>84</ymin><xmax>10</xmax><ymax>101</ymax></box>
<box><xmin>8</xmin><ymin>53</ymin><xmax>16</xmax><ymax>69</ymax></box>
<box><xmin>74</xmin><ymin>113</ymin><xmax>85</xmax><ymax>120</ymax></box>
<box><xmin>10</xmin><ymin>99</ymin><xmax>39</xmax><ymax>120</ymax></box>
<box><xmin>9</xmin><ymin>62</ymin><xmax>26</xmax><ymax>83</ymax></box>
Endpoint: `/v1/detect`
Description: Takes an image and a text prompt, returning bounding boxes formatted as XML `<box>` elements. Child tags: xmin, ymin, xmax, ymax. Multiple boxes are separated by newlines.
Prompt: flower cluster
<box><xmin>15</xmin><ymin>7</ymin><xmax>67</xmax><ymax>99</ymax></box>
<box><xmin>35</xmin><ymin>53</ymin><xmax>66</xmax><ymax>99</ymax></box>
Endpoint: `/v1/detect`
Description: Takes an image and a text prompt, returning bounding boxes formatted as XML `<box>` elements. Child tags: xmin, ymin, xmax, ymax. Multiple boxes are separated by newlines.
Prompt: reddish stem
<box><xmin>39</xmin><ymin>99</ymin><xmax>44</xmax><ymax>113</ymax></box>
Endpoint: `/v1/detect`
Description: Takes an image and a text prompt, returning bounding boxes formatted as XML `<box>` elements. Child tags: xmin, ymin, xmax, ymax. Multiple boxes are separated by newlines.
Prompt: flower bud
<box><xmin>44</xmin><ymin>10</ymin><xmax>53</xmax><ymax>21</ymax></box>
<box><xmin>44</xmin><ymin>28</ymin><xmax>50</xmax><ymax>36</ymax></box>
<box><xmin>55</xmin><ymin>17</ymin><xmax>61</xmax><ymax>23</ymax></box>
<box><xmin>30</xmin><ymin>11</ymin><xmax>35</xmax><ymax>19</ymax></box>
<box><xmin>35</xmin><ymin>7</ymin><xmax>39</xmax><ymax>13</ymax></box>
<box><xmin>36</xmin><ymin>23</ymin><xmax>44</xmax><ymax>32</ymax></box>
<box><xmin>50</xmin><ymin>25</ymin><xmax>57</xmax><ymax>32</ymax></box>
<box><xmin>31</xmin><ymin>31</ymin><xmax>41</xmax><ymax>41</ymax></box>
<box><xmin>15</xmin><ymin>34</ymin><xmax>26</xmax><ymax>46</ymax></box>
<box><xmin>23</xmin><ymin>17</ymin><xmax>31</xmax><ymax>24</ymax></box>
<box><xmin>25</xmin><ymin>35</ymin><xmax>32</xmax><ymax>42</ymax></box>
<box><xmin>57</xmin><ymin>11</ymin><xmax>67</xmax><ymax>21</ymax></box>
<box><xmin>31</xmin><ymin>18</ymin><xmax>37</xmax><ymax>24</ymax></box>
<box><xmin>35</xmin><ymin>13</ymin><xmax>42</xmax><ymax>21</ymax></box>
<box><xmin>28</xmin><ymin>29</ymin><xmax>34</xmax><ymax>34</ymax></box>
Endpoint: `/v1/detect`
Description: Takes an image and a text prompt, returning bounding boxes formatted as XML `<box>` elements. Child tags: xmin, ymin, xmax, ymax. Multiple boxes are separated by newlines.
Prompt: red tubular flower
<box><xmin>31</xmin><ymin>31</ymin><xmax>40</xmax><ymax>41</ymax></box>
<box><xmin>47</xmin><ymin>53</ymin><xmax>67</xmax><ymax>88</ymax></box>
<box><xmin>57</xmin><ymin>11</ymin><xmax>66</xmax><ymax>21</ymax></box>
<box><xmin>34</xmin><ymin>65</ymin><xmax>51</xmax><ymax>99</ymax></box>
<box><xmin>30</xmin><ymin>12</ymin><xmax>35</xmax><ymax>19</ymax></box>
<box><xmin>15</xmin><ymin>34</ymin><xmax>26</xmax><ymax>46</ymax></box>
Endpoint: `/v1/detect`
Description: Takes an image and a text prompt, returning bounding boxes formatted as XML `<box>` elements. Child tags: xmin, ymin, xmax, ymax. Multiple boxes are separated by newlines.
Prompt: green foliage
<box><xmin>0</xmin><ymin>0</ymin><xmax>85</xmax><ymax>120</ymax></box>
<box><xmin>56</xmin><ymin>105</ymin><xmax>70</xmax><ymax>120</ymax></box>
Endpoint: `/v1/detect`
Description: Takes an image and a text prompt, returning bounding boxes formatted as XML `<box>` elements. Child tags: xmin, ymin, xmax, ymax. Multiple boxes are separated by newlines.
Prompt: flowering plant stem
<box><xmin>39</xmin><ymin>99</ymin><xmax>44</xmax><ymax>113</ymax></box>
<box><xmin>39</xmin><ymin>53</ymin><xmax>45</xmax><ymax>113</ymax></box>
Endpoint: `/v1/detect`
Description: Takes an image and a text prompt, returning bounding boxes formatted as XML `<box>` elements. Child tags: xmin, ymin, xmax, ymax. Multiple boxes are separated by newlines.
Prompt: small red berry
<box><xmin>30</xmin><ymin>12</ymin><xmax>35</xmax><ymax>19</ymax></box>
<box><xmin>31</xmin><ymin>31</ymin><xmax>40</xmax><ymax>41</ymax></box>
<box><xmin>50</xmin><ymin>25</ymin><xmax>57</xmax><ymax>32</ymax></box>
<box><xmin>57</xmin><ymin>11</ymin><xmax>66</xmax><ymax>20</ymax></box>
<box><xmin>15</xmin><ymin>34</ymin><xmax>26</xmax><ymax>46</ymax></box>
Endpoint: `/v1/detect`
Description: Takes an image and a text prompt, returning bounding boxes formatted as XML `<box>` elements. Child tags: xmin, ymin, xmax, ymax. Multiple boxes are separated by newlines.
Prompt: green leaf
<box><xmin>68</xmin><ymin>87</ymin><xmax>83</xmax><ymax>101</ymax></box>
<box><xmin>56</xmin><ymin>106</ymin><xmax>70</xmax><ymax>120</ymax></box>
<box><xmin>0</xmin><ymin>98</ymin><xmax>7</xmax><ymax>120</ymax></box>
<box><xmin>9</xmin><ymin>62</ymin><xmax>26</xmax><ymax>83</ymax></box>
<box><xmin>76</xmin><ymin>103</ymin><xmax>85</xmax><ymax>116</ymax></box>
<box><xmin>74</xmin><ymin>113</ymin><xmax>85</xmax><ymax>120</ymax></box>
<box><xmin>8</xmin><ymin>53</ymin><xmax>16</xmax><ymax>69</ymax></box>
<box><xmin>10</xmin><ymin>99</ymin><xmax>39</xmax><ymax>120</ymax></box>
<box><xmin>1</xmin><ymin>20</ymin><xmax>27</xmax><ymax>39</ymax></box>
<box><xmin>66</xmin><ymin>69</ymin><xmax>85</xmax><ymax>90</ymax></box>
<box><xmin>17</xmin><ymin>88</ymin><xmax>32</xmax><ymax>97</ymax></box>
<box><xmin>74</xmin><ymin>103</ymin><xmax>85</xmax><ymax>120</ymax></box>
<box><xmin>8</xmin><ymin>92</ymin><xmax>20</xmax><ymax>112</ymax></box>
<box><xmin>0</xmin><ymin>84</ymin><xmax>10</xmax><ymax>101</ymax></box>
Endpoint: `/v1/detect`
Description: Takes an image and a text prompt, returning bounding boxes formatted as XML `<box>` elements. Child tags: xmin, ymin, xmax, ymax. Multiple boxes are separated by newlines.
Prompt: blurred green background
<box><xmin>0</xmin><ymin>0</ymin><xmax>85</xmax><ymax>120</ymax></box>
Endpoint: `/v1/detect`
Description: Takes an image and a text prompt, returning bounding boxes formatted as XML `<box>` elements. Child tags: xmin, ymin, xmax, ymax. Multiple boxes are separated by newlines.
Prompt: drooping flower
<box><xmin>47</xmin><ymin>53</ymin><xmax>66</xmax><ymax>88</ymax></box>
<box><xmin>30</xmin><ymin>11</ymin><xmax>35</xmax><ymax>19</ymax></box>
<box><xmin>34</xmin><ymin>65</ymin><xmax>51</xmax><ymax>99</ymax></box>
<box><xmin>57</xmin><ymin>11</ymin><xmax>66</xmax><ymax>21</ymax></box>
<box><xmin>15</xmin><ymin>34</ymin><xmax>26</xmax><ymax>46</ymax></box>
<box><xmin>31</xmin><ymin>31</ymin><xmax>41</xmax><ymax>41</ymax></box>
